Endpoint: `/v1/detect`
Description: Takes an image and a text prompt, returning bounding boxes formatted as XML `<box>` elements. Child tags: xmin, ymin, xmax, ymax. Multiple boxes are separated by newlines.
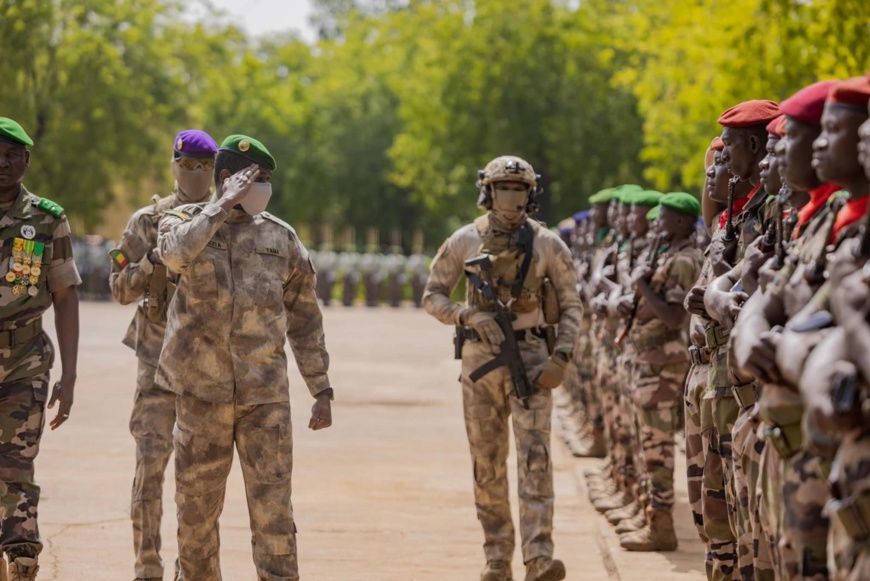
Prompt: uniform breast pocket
<box><xmin>186</xmin><ymin>258</ymin><xmax>219</xmax><ymax>302</ymax></box>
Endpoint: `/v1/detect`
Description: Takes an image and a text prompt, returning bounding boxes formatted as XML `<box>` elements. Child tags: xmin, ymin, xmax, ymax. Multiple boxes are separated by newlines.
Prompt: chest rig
<box><xmin>466</xmin><ymin>215</ymin><xmax>542</xmax><ymax>313</ymax></box>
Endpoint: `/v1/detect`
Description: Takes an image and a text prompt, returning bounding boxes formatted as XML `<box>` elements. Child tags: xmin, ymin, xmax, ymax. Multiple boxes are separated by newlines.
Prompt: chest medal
<box><xmin>5</xmin><ymin>236</ymin><xmax>45</xmax><ymax>297</ymax></box>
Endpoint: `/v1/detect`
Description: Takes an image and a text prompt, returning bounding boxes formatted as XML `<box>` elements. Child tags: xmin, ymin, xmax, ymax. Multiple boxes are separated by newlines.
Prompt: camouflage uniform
<box><xmin>156</xmin><ymin>203</ymin><xmax>331</xmax><ymax>581</ymax></box>
<box><xmin>0</xmin><ymin>187</ymin><xmax>80</xmax><ymax>562</ymax></box>
<box><xmin>109</xmin><ymin>193</ymin><xmax>184</xmax><ymax>580</ymax></box>
<box><xmin>627</xmin><ymin>237</ymin><xmax>701</xmax><ymax>515</ymax></box>
<box><xmin>423</xmin><ymin>212</ymin><xmax>582</xmax><ymax>567</ymax></box>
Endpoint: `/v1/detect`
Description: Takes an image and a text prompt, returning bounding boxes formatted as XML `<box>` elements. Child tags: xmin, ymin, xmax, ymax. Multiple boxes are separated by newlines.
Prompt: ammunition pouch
<box><xmin>704</xmin><ymin>324</ymin><xmax>730</xmax><ymax>349</ymax></box>
<box><xmin>689</xmin><ymin>345</ymin><xmax>711</xmax><ymax>365</ymax></box>
<box><xmin>732</xmin><ymin>382</ymin><xmax>757</xmax><ymax>409</ymax></box>
<box><xmin>542</xmin><ymin>277</ymin><xmax>560</xmax><ymax>325</ymax></box>
<box><xmin>764</xmin><ymin>422</ymin><xmax>802</xmax><ymax>460</ymax></box>
<box><xmin>146</xmin><ymin>264</ymin><xmax>175</xmax><ymax>324</ymax></box>
<box><xmin>831</xmin><ymin>494</ymin><xmax>870</xmax><ymax>542</ymax></box>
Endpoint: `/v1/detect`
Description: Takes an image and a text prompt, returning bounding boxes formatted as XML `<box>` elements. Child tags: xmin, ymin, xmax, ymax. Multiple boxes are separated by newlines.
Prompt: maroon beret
<box><xmin>826</xmin><ymin>76</ymin><xmax>870</xmax><ymax>110</ymax></box>
<box><xmin>780</xmin><ymin>80</ymin><xmax>839</xmax><ymax>125</ymax></box>
<box><xmin>717</xmin><ymin>99</ymin><xmax>781</xmax><ymax>128</ymax></box>
<box><xmin>711</xmin><ymin>136</ymin><xmax>724</xmax><ymax>151</ymax></box>
<box><xmin>766</xmin><ymin>115</ymin><xmax>786</xmax><ymax>137</ymax></box>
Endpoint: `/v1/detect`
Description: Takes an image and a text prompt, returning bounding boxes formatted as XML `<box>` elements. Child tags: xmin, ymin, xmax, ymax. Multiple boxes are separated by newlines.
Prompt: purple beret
<box><xmin>173</xmin><ymin>129</ymin><xmax>218</xmax><ymax>158</ymax></box>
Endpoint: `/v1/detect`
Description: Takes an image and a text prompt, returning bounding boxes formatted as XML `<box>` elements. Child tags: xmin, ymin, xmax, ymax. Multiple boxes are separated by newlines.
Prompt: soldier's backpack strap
<box><xmin>32</xmin><ymin>196</ymin><xmax>64</xmax><ymax>218</ymax></box>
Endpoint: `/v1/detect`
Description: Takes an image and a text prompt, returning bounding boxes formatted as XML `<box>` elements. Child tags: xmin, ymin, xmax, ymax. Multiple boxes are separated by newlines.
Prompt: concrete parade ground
<box><xmin>33</xmin><ymin>302</ymin><xmax>704</xmax><ymax>580</ymax></box>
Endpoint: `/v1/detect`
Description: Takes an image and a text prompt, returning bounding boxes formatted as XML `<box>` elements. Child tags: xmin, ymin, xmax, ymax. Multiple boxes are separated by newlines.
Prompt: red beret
<box><xmin>780</xmin><ymin>80</ymin><xmax>839</xmax><ymax>125</ymax></box>
<box><xmin>766</xmin><ymin>115</ymin><xmax>786</xmax><ymax>137</ymax></box>
<box><xmin>717</xmin><ymin>99</ymin><xmax>781</xmax><ymax>128</ymax></box>
<box><xmin>826</xmin><ymin>76</ymin><xmax>870</xmax><ymax>110</ymax></box>
<box><xmin>711</xmin><ymin>136</ymin><xmax>724</xmax><ymax>151</ymax></box>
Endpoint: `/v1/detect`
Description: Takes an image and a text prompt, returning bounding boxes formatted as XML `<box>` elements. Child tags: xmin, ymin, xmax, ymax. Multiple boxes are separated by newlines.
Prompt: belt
<box><xmin>732</xmin><ymin>382</ymin><xmax>757</xmax><ymax>409</ymax></box>
<box><xmin>705</xmin><ymin>324</ymin><xmax>730</xmax><ymax>349</ymax></box>
<box><xmin>689</xmin><ymin>345</ymin><xmax>711</xmax><ymax>365</ymax></box>
<box><xmin>0</xmin><ymin>319</ymin><xmax>43</xmax><ymax>349</ymax></box>
<box><xmin>461</xmin><ymin>326</ymin><xmax>548</xmax><ymax>343</ymax></box>
<box><xmin>764</xmin><ymin>422</ymin><xmax>802</xmax><ymax>460</ymax></box>
<box><xmin>831</xmin><ymin>494</ymin><xmax>870</xmax><ymax>542</ymax></box>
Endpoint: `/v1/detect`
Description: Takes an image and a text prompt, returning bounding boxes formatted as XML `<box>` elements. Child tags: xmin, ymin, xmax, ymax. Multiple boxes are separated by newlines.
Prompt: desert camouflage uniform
<box><xmin>109</xmin><ymin>193</ymin><xmax>184</xmax><ymax>580</ymax></box>
<box><xmin>751</xmin><ymin>198</ymin><xmax>838</xmax><ymax>580</ymax></box>
<box><xmin>627</xmin><ymin>237</ymin><xmax>701</xmax><ymax>513</ymax></box>
<box><xmin>0</xmin><ymin>187</ymin><xmax>80</xmax><ymax>561</ymax></box>
<box><xmin>423</xmin><ymin>214</ymin><xmax>582</xmax><ymax>565</ymax></box>
<box><xmin>587</xmin><ymin>231</ymin><xmax>618</xmax><ymax>454</ymax></box>
<box><xmin>156</xmin><ymin>203</ymin><xmax>331</xmax><ymax>581</ymax></box>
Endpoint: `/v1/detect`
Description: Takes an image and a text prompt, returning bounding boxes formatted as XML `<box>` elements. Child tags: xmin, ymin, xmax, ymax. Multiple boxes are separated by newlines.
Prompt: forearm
<box><xmin>52</xmin><ymin>287</ymin><xmax>79</xmax><ymax>379</ymax></box>
<box><xmin>156</xmin><ymin>204</ymin><xmax>226</xmax><ymax>273</ymax></box>
<box><xmin>285</xmin><ymin>272</ymin><xmax>331</xmax><ymax>397</ymax></box>
<box><xmin>109</xmin><ymin>256</ymin><xmax>153</xmax><ymax>305</ymax></box>
<box><xmin>637</xmin><ymin>281</ymin><xmax>687</xmax><ymax>329</ymax></box>
<box><xmin>422</xmin><ymin>289</ymin><xmax>465</xmax><ymax>325</ymax></box>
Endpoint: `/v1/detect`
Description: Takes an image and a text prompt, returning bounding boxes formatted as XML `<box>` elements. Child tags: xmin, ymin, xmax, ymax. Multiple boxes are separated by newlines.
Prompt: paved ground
<box><xmin>32</xmin><ymin>302</ymin><xmax>705</xmax><ymax>580</ymax></box>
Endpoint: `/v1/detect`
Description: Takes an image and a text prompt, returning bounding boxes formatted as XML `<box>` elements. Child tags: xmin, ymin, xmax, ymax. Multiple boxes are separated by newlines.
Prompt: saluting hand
<box><xmin>218</xmin><ymin>164</ymin><xmax>260</xmax><ymax>212</ymax></box>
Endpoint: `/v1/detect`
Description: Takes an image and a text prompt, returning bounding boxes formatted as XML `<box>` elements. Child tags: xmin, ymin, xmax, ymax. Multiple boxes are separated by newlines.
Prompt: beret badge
<box><xmin>239</xmin><ymin>139</ymin><xmax>251</xmax><ymax>152</ymax></box>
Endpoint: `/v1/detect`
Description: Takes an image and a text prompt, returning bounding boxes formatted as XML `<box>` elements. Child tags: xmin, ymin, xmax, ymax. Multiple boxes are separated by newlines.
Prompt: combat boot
<box><xmin>592</xmin><ymin>491</ymin><xmax>632</xmax><ymax>513</ymax></box>
<box><xmin>480</xmin><ymin>560</ymin><xmax>512</xmax><ymax>581</ymax></box>
<box><xmin>7</xmin><ymin>557</ymin><xmax>38</xmax><ymax>581</ymax></box>
<box><xmin>572</xmin><ymin>428</ymin><xmax>606</xmax><ymax>458</ymax></box>
<box><xmin>583</xmin><ymin>458</ymin><xmax>611</xmax><ymax>478</ymax></box>
<box><xmin>619</xmin><ymin>508</ymin><xmax>678</xmax><ymax>552</ymax></box>
<box><xmin>523</xmin><ymin>556</ymin><xmax>566</xmax><ymax>581</ymax></box>
<box><xmin>587</xmin><ymin>482</ymin><xmax>617</xmax><ymax>502</ymax></box>
<box><xmin>605</xmin><ymin>499</ymin><xmax>640</xmax><ymax>525</ymax></box>
<box><xmin>615</xmin><ymin>509</ymin><xmax>647</xmax><ymax>534</ymax></box>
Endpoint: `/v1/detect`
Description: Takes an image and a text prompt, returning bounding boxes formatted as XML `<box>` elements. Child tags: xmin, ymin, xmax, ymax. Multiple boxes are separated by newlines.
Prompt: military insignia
<box><xmin>239</xmin><ymin>139</ymin><xmax>250</xmax><ymax>152</ymax></box>
<box><xmin>27</xmin><ymin>286</ymin><xmax>38</xmax><ymax>297</ymax></box>
<box><xmin>29</xmin><ymin>275</ymin><xmax>38</xmax><ymax>285</ymax></box>
<box><xmin>176</xmin><ymin>137</ymin><xmax>184</xmax><ymax>151</ymax></box>
<box><xmin>109</xmin><ymin>248</ymin><xmax>129</xmax><ymax>269</ymax></box>
<box><xmin>12</xmin><ymin>285</ymin><xmax>23</xmax><ymax>296</ymax></box>
<box><xmin>163</xmin><ymin>209</ymin><xmax>191</xmax><ymax>222</ymax></box>
<box><xmin>255</xmin><ymin>246</ymin><xmax>284</xmax><ymax>257</ymax></box>
<box><xmin>20</xmin><ymin>225</ymin><xmax>36</xmax><ymax>239</ymax></box>
<box><xmin>35</xmin><ymin>197</ymin><xmax>64</xmax><ymax>218</ymax></box>
<box><xmin>206</xmin><ymin>240</ymin><xmax>227</xmax><ymax>250</ymax></box>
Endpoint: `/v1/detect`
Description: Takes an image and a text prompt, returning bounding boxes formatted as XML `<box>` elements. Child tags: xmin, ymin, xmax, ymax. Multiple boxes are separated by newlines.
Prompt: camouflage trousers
<box><xmin>828</xmin><ymin>427</ymin><xmax>870</xmax><ymax>581</ymax></box>
<box><xmin>684</xmin><ymin>362</ymin><xmax>713</xmax><ymax>570</ymax></box>
<box><xmin>0</xmin><ymin>372</ymin><xmax>48</xmax><ymax>560</ymax></box>
<box><xmin>756</xmin><ymin>433</ymin><xmax>784</xmax><ymax>578</ymax></box>
<box><xmin>130</xmin><ymin>359</ymin><xmax>177</xmax><ymax>579</ymax></box>
<box><xmin>611</xmin><ymin>351</ymin><xmax>637</xmax><ymax>492</ymax></box>
<box><xmin>731</xmin><ymin>402</ymin><xmax>774</xmax><ymax>580</ymax></box>
<box><xmin>174</xmin><ymin>394</ymin><xmax>298</xmax><ymax>581</ymax></box>
<box><xmin>780</xmin><ymin>449</ymin><xmax>831</xmax><ymax>580</ymax></box>
<box><xmin>702</xmin><ymin>391</ymin><xmax>739</xmax><ymax>581</ymax></box>
<box><xmin>461</xmin><ymin>337</ymin><xmax>554</xmax><ymax>564</ymax></box>
<box><xmin>630</xmin><ymin>360</ymin><xmax>686</xmax><ymax>511</ymax></box>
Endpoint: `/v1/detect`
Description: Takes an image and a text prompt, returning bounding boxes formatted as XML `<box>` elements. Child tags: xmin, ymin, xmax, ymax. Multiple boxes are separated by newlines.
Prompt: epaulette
<box><xmin>32</xmin><ymin>196</ymin><xmax>64</xmax><ymax>218</ymax></box>
<box><xmin>164</xmin><ymin>209</ymin><xmax>191</xmax><ymax>221</ymax></box>
<box><xmin>262</xmin><ymin>212</ymin><xmax>298</xmax><ymax>236</ymax></box>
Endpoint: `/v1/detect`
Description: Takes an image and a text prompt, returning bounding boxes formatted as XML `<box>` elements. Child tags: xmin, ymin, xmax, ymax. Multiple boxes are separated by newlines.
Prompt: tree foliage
<box><xmin>2</xmin><ymin>0</ymin><xmax>867</xmax><ymax>247</ymax></box>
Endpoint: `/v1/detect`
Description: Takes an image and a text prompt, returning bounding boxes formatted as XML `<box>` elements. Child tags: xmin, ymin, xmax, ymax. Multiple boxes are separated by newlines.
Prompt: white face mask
<box><xmin>171</xmin><ymin>161</ymin><xmax>213</xmax><ymax>203</ymax></box>
<box><xmin>491</xmin><ymin>188</ymin><xmax>529</xmax><ymax>226</ymax></box>
<box><xmin>240</xmin><ymin>182</ymin><xmax>272</xmax><ymax>215</ymax></box>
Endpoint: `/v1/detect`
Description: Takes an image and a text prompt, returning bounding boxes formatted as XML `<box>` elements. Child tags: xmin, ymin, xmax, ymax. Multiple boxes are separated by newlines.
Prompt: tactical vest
<box><xmin>466</xmin><ymin>215</ymin><xmax>544</xmax><ymax>315</ymax></box>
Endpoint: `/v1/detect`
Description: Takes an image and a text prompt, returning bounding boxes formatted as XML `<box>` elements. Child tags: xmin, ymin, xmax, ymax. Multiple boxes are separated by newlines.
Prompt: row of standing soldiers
<box><xmin>559</xmin><ymin>76</ymin><xmax>870</xmax><ymax>581</ymax></box>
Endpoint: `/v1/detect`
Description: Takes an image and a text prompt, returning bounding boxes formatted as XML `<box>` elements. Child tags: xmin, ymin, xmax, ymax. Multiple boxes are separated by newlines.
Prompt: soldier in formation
<box><xmin>109</xmin><ymin>129</ymin><xmax>219</xmax><ymax>581</ymax></box>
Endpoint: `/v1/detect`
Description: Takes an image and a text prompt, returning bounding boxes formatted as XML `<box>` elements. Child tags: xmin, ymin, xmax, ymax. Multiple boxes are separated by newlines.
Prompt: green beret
<box><xmin>629</xmin><ymin>190</ymin><xmax>663</xmax><ymax>208</ymax></box>
<box><xmin>660</xmin><ymin>192</ymin><xmax>701</xmax><ymax>218</ymax></box>
<box><xmin>0</xmin><ymin>117</ymin><xmax>34</xmax><ymax>147</ymax></box>
<box><xmin>220</xmin><ymin>134</ymin><xmax>276</xmax><ymax>171</ymax></box>
<box><xmin>646</xmin><ymin>205</ymin><xmax>660</xmax><ymax>221</ymax></box>
<box><xmin>615</xmin><ymin>184</ymin><xmax>643</xmax><ymax>195</ymax></box>
<box><xmin>588</xmin><ymin>188</ymin><xmax>617</xmax><ymax>206</ymax></box>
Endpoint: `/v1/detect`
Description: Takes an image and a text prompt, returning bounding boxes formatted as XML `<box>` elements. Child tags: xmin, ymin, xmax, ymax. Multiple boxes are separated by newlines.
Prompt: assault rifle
<box><xmin>462</xmin><ymin>251</ymin><xmax>536</xmax><ymax>408</ymax></box>
<box><xmin>723</xmin><ymin>175</ymin><xmax>741</xmax><ymax>242</ymax></box>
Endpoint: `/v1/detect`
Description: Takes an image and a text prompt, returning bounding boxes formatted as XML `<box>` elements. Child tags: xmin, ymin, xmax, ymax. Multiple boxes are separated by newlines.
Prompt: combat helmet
<box><xmin>476</xmin><ymin>155</ymin><xmax>543</xmax><ymax>214</ymax></box>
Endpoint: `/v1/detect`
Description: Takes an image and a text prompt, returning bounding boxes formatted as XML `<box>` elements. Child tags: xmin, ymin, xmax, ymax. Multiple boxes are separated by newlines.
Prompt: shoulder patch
<box><xmin>109</xmin><ymin>248</ymin><xmax>129</xmax><ymax>269</ymax></box>
<box><xmin>33</xmin><ymin>197</ymin><xmax>65</xmax><ymax>218</ymax></box>
<box><xmin>163</xmin><ymin>209</ymin><xmax>191</xmax><ymax>221</ymax></box>
<box><xmin>261</xmin><ymin>212</ymin><xmax>296</xmax><ymax>235</ymax></box>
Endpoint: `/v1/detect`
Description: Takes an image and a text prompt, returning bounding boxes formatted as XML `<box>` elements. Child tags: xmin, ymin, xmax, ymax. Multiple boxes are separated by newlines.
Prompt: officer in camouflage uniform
<box><xmin>109</xmin><ymin>129</ymin><xmax>219</xmax><ymax>581</ymax></box>
<box><xmin>617</xmin><ymin>193</ymin><xmax>703</xmax><ymax>551</ymax></box>
<box><xmin>424</xmin><ymin>155</ymin><xmax>581</xmax><ymax>581</ymax></box>
<box><xmin>155</xmin><ymin>135</ymin><xmax>334</xmax><ymax>581</ymax></box>
<box><xmin>0</xmin><ymin>117</ymin><xmax>81</xmax><ymax>580</ymax></box>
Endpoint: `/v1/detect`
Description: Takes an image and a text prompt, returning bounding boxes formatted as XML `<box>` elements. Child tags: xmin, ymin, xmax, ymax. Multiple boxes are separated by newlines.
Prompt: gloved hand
<box><xmin>465</xmin><ymin>310</ymin><xmax>505</xmax><ymax>351</ymax></box>
<box><xmin>535</xmin><ymin>352</ymin><xmax>569</xmax><ymax>389</ymax></box>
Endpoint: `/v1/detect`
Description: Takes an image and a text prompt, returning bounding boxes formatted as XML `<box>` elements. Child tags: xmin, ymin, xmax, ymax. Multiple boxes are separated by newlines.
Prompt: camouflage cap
<box><xmin>479</xmin><ymin>155</ymin><xmax>537</xmax><ymax>188</ymax></box>
<box><xmin>220</xmin><ymin>134</ymin><xmax>276</xmax><ymax>170</ymax></box>
<box><xmin>0</xmin><ymin>117</ymin><xmax>34</xmax><ymax>147</ymax></box>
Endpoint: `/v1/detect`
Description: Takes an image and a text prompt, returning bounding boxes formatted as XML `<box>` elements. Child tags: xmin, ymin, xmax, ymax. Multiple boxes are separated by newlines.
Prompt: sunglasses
<box><xmin>175</xmin><ymin>156</ymin><xmax>215</xmax><ymax>171</ymax></box>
